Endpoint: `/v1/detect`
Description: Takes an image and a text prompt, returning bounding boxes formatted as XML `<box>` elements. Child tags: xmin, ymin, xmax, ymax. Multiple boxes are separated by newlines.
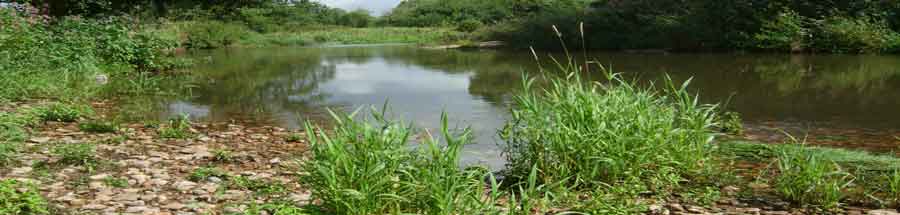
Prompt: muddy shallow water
<box><xmin>123</xmin><ymin>45</ymin><xmax>900</xmax><ymax>169</ymax></box>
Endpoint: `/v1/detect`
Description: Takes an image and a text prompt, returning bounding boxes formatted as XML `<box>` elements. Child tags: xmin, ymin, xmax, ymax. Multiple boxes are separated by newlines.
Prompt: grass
<box><xmin>32</xmin><ymin>103</ymin><xmax>90</xmax><ymax>123</ymax></box>
<box><xmin>284</xmin><ymin>133</ymin><xmax>303</xmax><ymax>143</ymax></box>
<box><xmin>0</xmin><ymin>143</ymin><xmax>16</xmax><ymax>167</ymax></box>
<box><xmin>771</xmin><ymin>143</ymin><xmax>852</xmax><ymax>210</ymax></box>
<box><xmin>500</xmin><ymin>63</ymin><xmax>718</xmax><ymax>195</ymax></box>
<box><xmin>213</xmin><ymin>149</ymin><xmax>235</xmax><ymax>162</ymax></box>
<box><xmin>51</xmin><ymin>143</ymin><xmax>98</xmax><ymax>169</ymax></box>
<box><xmin>301</xmin><ymin>108</ymin><xmax>500</xmax><ymax>214</ymax></box>
<box><xmin>0</xmin><ymin>179</ymin><xmax>50</xmax><ymax>215</ymax></box>
<box><xmin>228</xmin><ymin>176</ymin><xmax>287</xmax><ymax>196</ymax></box>
<box><xmin>78</xmin><ymin>121</ymin><xmax>118</xmax><ymax>133</ymax></box>
<box><xmin>103</xmin><ymin>176</ymin><xmax>129</xmax><ymax>188</ymax></box>
<box><xmin>188</xmin><ymin>167</ymin><xmax>230</xmax><ymax>182</ymax></box>
<box><xmin>158</xmin><ymin>115</ymin><xmax>193</xmax><ymax>139</ymax></box>
<box><xmin>241</xmin><ymin>27</ymin><xmax>466</xmax><ymax>47</ymax></box>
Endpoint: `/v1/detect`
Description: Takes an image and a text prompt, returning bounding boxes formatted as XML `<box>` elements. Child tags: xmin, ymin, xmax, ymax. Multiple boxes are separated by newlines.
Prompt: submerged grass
<box><xmin>301</xmin><ymin>108</ymin><xmax>500</xmax><ymax>215</ymax></box>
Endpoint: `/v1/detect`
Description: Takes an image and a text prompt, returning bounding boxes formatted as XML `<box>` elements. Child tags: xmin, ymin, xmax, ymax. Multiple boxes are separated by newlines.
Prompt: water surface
<box><xmin>132</xmin><ymin>45</ymin><xmax>900</xmax><ymax>169</ymax></box>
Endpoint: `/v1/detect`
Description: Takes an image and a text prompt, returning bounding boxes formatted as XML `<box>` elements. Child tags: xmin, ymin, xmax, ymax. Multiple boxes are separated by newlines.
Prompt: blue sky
<box><xmin>315</xmin><ymin>0</ymin><xmax>403</xmax><ymax>15</ymax></box>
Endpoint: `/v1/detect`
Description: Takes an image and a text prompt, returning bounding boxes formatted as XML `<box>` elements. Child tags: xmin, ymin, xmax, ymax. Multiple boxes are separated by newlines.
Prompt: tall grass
<box><xmin>300</xmin><ymin>108</ymin><xmax>499</xmax><ymax>214</ymax></box>
<box><xmin>500</xmin><ymin>63</ymin><xmax>718</xmax><ymax>193</ymax></box>
<box><xmin>771</xmin><ymin>143</ymin><xmax>852</xmax><ymax>210</ymax></box>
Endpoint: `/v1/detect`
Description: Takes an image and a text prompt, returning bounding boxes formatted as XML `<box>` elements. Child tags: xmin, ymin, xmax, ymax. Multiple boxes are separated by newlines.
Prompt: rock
<box><xmin>28</xmin><ymin>137</ymin><xmax>51</xmax><ymax>143</ymax></box>
<box><xmin>207</xmin><ymin>176</ymin><xmax>223</xmax><ymax>184</ymax></box>
<box><xmin>89</xmin><ymin>174</ymin><xmax>110</xmax><ymax>180</ymax></box>
<box><xmin>161</xmin><ymin>203</ymin><xmax>184</xmax><ymax>210</ymax></box>
<box><xmin>83</xmin><ymin>204</ymin><xmax>106</xmax><ymax>210</ymax></box>
<box><xmin>762</xmin><ymin>211</ymin><xmax>790</xmax><ymax>215</ymax></box>
<box><xmin>115</xmin><ymin>192</ymin><xmax>140</xmax><ymax>201</ymax></box>
<box><xmin>173</xmin><ymin>181</ymin><xmax>197</xmax><ymax>192</ymax></box>
<box><xmin>648</xmin><ymin>204</ymin><xmax>670</xmax><ymax>215</ymax></box>
<box><xmin>749</xmin><ymin>182</ymin><xmax>770</xmax><ymax>190</ymax></box>
<box><xmin>686</xmin><ymin>205</ymin><xmax>705</xmax><ymax>213</ymax></box>
<box><xmin>125</xmin><ymin>206</ymin><xmax>158</xmax><ymax>213</ymax></box>
<box><xmin>722</xmin><ymin>186</ymin><xmax>741</xmax><ymax>196</ymax></box>
<box><xmin>668</xmin><ymin>203</ymin><xmax>685</xmax><ymax>212</ymax></box>
<box><xmin>10</xmin><ymin>167</ymin><xmax>32</xmax><ymax>176</ymax></box>
<box><xmin>869</xmin><ymin>209</ymin><xmax>900</xmax><ymax>215</ymax></box>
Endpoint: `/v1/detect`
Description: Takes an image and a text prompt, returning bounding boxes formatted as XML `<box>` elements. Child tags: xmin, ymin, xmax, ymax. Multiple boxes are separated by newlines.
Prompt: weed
<box><xmin>78</xmin><ymin>121</ymin><xmax>118</xmax><ymax>133</ymax></box>
<box><xmin>284</xmin><ymin>133</ymin><xmax>303</xmax><ymax>143</ymax></box>
<box><xmin>301</xmin><ymin>108</ymin><xmax>499</xmax><ymax>214</ymax></box>
<box><xmin>0</xmin><ymin>143</ymin><xmax>16</xmax><ymax>166</ymax></box>
<box><xmin>682</xmin><ymin>186</ymin><xmax>722</xmax><ymax>206</ymax></box>
<box><xmin>33</xmin><ymin>103</ymin><xmax>89</xmax><ymax>122</ymax></box>
<box><xmin>158</xmin><ymin>115</ymin><xmax>193</xmax><ymax>139</ymax></box>
<box><xmin>242</xmin><ymin>199</ymin><xmax>307</xmax><ymax>215</ymax></box>
<box><xmin>100</xmin><ymin>135</ymin><xmax>127</xmax><ymax>145</ymax></box>
<box><xmin>51</xmin><ymin>143</ymin><xmax>98</xmax><ymax>168</ymax></box>
<box><xmin>189</xmin><ymin>167</ymin><xmax>230</xmax><ymax>182</ymax></box>
<box><xmin>719</xmin><ymin>111</ymin><xmax>743</xmax><ymax>135</ymax></box>
<box><xmin>772</xmin><ymin>143</ymin><xmax>853</xmax><ymax>210</ymax></box>
<box><xmin>104</xmin><ymin>176</ymin><xmax>129</xmax><ymax>188</ymax></box>
<box><xmin>500</xmin><ymin>63</ymin><xmax>718</xmax><ymax>193</ymax></box>
<box><xmin>213</xmin><ymin>149</ymin><xmax>234</xmax><ymax>162</ymax></box>
<box><xmin>0</xmin><ymin>179</ymin><xmax>50</xmax><ymax>214</ymax></box>
<box><xmin>888</xmin><ymin>170</ymin><xmax>900</xmax><ymax>202</ymax></box>
<box><xmin>229</xmin><ymin>176</ymin><xmax>286</xmax><ymax>196</ymax></box>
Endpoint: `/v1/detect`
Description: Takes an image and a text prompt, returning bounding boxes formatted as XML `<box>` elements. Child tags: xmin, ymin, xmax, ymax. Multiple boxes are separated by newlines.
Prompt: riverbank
<box><xmin>3</xmin><ymin>99</ymin><xmax>900</xmax><ymax>214</ymax></box>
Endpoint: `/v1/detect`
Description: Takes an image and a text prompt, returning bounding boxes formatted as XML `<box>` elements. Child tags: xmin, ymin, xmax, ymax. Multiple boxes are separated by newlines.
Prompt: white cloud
<box><xmin>313</xmin><ymin>0</ymin><xmax>403</xmax><ymax>15</ymax></box>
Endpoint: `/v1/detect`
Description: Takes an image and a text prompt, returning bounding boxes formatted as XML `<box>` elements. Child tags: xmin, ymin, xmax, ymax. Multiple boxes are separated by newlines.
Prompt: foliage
<box><xmin>754</xmin><ymin>10</ymin><xmax>808</xmax><ymax>51</ymax></box>
<box><xmin>0</xmin><ymin>143</ymin><xmax>16</xmax><ymax>167</ymax></box>
<box><xmin>771</xmin><ymin>144</ymin><xmax>853</xmax><ymax>209</ymax></box>
<box><xmin>284</xmin><ymin>133</ymin><xmax>303</xmax><ymax>143</ymax></box>
<box><xmin>51</xmin><ymin>143</ymin><xmax>98</xmax><ymax>168</ymax></box>
<box><xmin>103</xmin><ymin>176</ymin><xmax>128</xmax><ymax>188</ymax></box>
<box><xmin>184</xmin><ymin>21</ymin><xmax>247</xmax><ymax>49</ymax></box>
<box><xmin>501</xmin><ymin>63</ymin><xmax>718</xmax><ymax>193</ymax></box>
<box><xmin>456</xmin><ymin>19</ymin><xmax>482</xmax><ymax>33</ymax></box>
<box><xmin>300</xmin><ymin>109</ymin><xmax>499</xmax><ymax>214</ymax></box>
<box><xmin>158</xmin><ymin>115</ymin><xmax>192</xmax><ymax>139</ymax></box>
<box><xmin>228</xmin><ymin>176</ymin><xmax>287</xmax><ymax>196</ymax></box>
<box><xmin>0</xmin><ymin>179</ymin><xmax>50</xmax><ymax>215</ymax></box>
<box><xmin>78</xmin><ymin>121</ymin><xmax>118</xmax><ymax>133</ymax></box>
<box><xmin>33</xmin><ymin>103</ymin><xmax>90</xmax><ymax>123</ymax></box>
<box><xmin>188</xmin><ymin>167</ymin><xmax>230</xmax><ymax>182</ymax></box>
<box><xmin>212</xmin><ymin>149</ymin><xmax>234</xmax><ymax>162</ymax></box>
<box><xmin>810</xmin><ymin>16</ymin><xmax>900</xmax><ymax>53</ymax></box>
<box><xmin>719</xmin><ymin>111</ymin><xmax>744</xmax><ymax>135</ymax></box>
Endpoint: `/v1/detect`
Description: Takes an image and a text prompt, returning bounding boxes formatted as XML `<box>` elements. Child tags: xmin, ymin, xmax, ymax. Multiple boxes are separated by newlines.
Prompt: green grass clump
<box><xmin>243</xmin><ymin>199</ymin><xmax>307</xmax><ymax>215</ymax></box>
<box><xmin>284</xmin><ymin>133</ymin><xmax>303</xmax><ymax>143</ymax></box>
<box><xmin>213</xmin><ymin>149</ymin><xmax>235</xmax><ymax>162</ymax></box>
<box><xmin>158</xmin><ymin>115</ymin><xmax>193</xmax><ymax>139</ymax></box>
<box><xmin>51</xmin><ymin>143</ymin><xmax>97</xmax><ymax>168</ymax></box>
<box><xmin>500</xmin><ymin>66</ymin><xmax>718</xmax><ymax>194</ymax></box>
<box><xmin>188</xmin><ymin>167</ymin><xmax>230</xmax><ymax>182</ymax></box>
<box><xmin>33</xmin><ymin>103</ymin><xmax>89</xmax><ymax>123</ymax></box>
<box><xmin>78</xmin><ymin>121</ymin><xmax>118</xmax><ymax>133</ymax></box>
<box><xmin>0</xmin><ymin>179</ymin><xmax>50</xmax><ymax>215</ymax></box>
<box><xmin>103</xmin><ymin>176</ymin><xmax>129</xmax><ymax>188</ymax></box>
<box><xmin>228</xmin><ymin>176</ymin><xmax>287</xmax><ymax>196</ymax></box>
<box><xmin>771</xmin><ymin>144</ymin><xmax>852</xmax><ymax>209</ymax></box>
<box><xmin>301</xmin><ymin>109</ymin><xmax>499</xmax><ymax>214</ymax></box>
<box><xmin>0</xmin><ymin>143</ymin><xmax>17</xmax><ymax>167</ymax></box>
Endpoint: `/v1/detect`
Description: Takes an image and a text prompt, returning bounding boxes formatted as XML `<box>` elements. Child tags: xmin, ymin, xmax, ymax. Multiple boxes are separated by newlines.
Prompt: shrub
<box><xmin>719</xmin><ymin>111</ymin><xmax>744</xmax><ymax>135</ymax></box>
<box><xmin>754</xmin><ymin>10</ymin><xmax>808</xmax><ymax>51</ymax></box>
<box><xmin>185</xmin><ymin>21</ymin><xmax>248</xmax><ymax>49</ymax></box>
<box><xmin>301</xmin><ymin>109</ymin><xmax>499</xmax><ymax>214</ymax></box>
<box><xmin>52</xmin><ymin>143</ymin><xmax>97</xmax><ymax>167</ymax></box>
<box><xmin>0</xmin><ymin>179</ymin><xmax>50</xmax><ymax>215</ymax></box>
<box><xmin>78</xmin><ymin>121</ymin><xmax>118</xmax><ymax>133</ymax></box>
<box><xmin>810</xmin><ymin>16</ymin><xmax>900</xmax><ymax>53</ymax></box>
<box><xmin>772</xmin><ymin>144</ymin><xmax>853</xmax><ymax>210</ymax></box>
<box><xmin>456</xmin><ymin>19</ymin><xmax>483</xmax><ymax>33</ymax></box>
<box><xmin>500</xmin><ymin>64</ymin><xmax>718</xmax><ymax>193</ymax></box>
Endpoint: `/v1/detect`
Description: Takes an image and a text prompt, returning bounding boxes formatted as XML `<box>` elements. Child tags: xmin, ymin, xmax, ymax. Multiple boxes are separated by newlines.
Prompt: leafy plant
<box><xmin>301</xmin><ymin>108</ymin><xmax>499</xmax><ymax>214</ymax></box>
<box><xmin>0</xmin><ymin>179</ymin><xmax>50</xmax><ymax>215</ymax></box>
<box><xmin>213</xmin><ymin>149</ymin><xmax>234</xmax><ymax>162</ymax></box>
<box><xmin>772</xmin><ymin>143</ymin><xmax>853</xmax><ymax>210</ymax></box>
<box><xmin>719</xmin><ymin>111</ymin><xmax>744</xmax><ymax>135</ymax></box>
<box><xmin>51</xmin><ymin>143</ymin><xmax>98</xmax><ymax>168</ymax></box>
<box><xmin>33</xmin><ymin>103</ymin><xmax>89</xmax><ymax>122</ymax></box>
<box><xmin>185</xmin><ymin>21</ymin><xmax>248</xmax><ymax>49</ymax></box>
<box><xmin>103</xmin><ymin>176</ymin><xmax>128</xmax><ymax>188</ymax></box>
<box><xmin>158</xmin><ymin>115</ymin><xmax>193</xmax><ymax>139</ymax></box>
<box><xmin>78</xmin><ymin>121</ymin><xmax>118</xmax><ymax>133</ymax></box>
<box><xmin>500</xmin><ymin>62</ymin><xmax>718</xmax><ymax>193</ymax></box>
<box><xmin>0</xmin><ymin>143</ymin><xmax>17</xmax><ymax>167</ymax></box>
<box><xmin>188</xmin><ymin>167</ymin><xmax>230</xmax><ymax>182</ymax></box>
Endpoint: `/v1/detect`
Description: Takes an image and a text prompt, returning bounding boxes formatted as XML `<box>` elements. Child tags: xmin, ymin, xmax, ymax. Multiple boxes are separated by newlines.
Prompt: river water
<box><xmin>132</xmin><ymin>45</ymin><xmax>900</xmax><ymax>169</ymax></box>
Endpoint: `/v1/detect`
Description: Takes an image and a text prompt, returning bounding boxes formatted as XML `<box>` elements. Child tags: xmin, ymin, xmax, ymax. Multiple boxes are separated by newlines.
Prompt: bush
<box><xmin>772</xmin><ymin>144</ymin><xmax>853</xmax><ymax>209</ymax></box>
<box><xmin>0</xmin><ymin>179</ymin><xmax>50</xmax><ymax>215</ymax></box>
<box><xmin>158</xmin><ymin>115</ymin><xmax>193</xmax><ymax>139</ymax></box>
<box><xmin>500</xmin><ymin>64</ymin><xmax>718</xmax><ymax>192</ymax></box>
<box><xmin>301</xmin><ymin>109</ymin><xmax>499</xmax><ymax>214</ymax></box>
<box><xmin>456</xmin><ymin>19</ymin><xmax>483</xmax><ymax>33</ymax></box>
<box><xmin>754</xmin><ymin>10</ymin><xmax>808</xmax><ymax>51</ymax></box>
<box><xmin>810</xmin><ymin>16</ymin><xmax>900</xmax><ymax>53</ymax></box>
<box><xmin>184</xmin><ymin>21</ymin><xmax>248</xmax><ymax>49</ymax></box>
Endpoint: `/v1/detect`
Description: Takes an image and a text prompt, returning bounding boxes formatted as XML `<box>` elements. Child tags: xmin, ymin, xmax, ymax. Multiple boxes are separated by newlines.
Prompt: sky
<box><xmin>315</xmin><ymin>0</ymin><xmax>403</xmax><ymax>15</ymax></box>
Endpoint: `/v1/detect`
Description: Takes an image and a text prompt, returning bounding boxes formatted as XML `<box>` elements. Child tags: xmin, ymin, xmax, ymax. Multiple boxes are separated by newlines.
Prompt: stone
<box><xmin>28</xmin><ymin>137</ymin><xmax>51</xmax><ymax>143</ymax></box>
<box><xmin>116</xmin><ymin>192</ymin><xmax>140</xmax><ymax>201</ymax></box>
<box><xmin>686</xmin><ymin>206</ymin><xmax>705</xmax><ymax>213</ymax></box>
<box><xmin>722</xmin><ymin>186</ymin><xmax>741</xmax><ymax>196</ymax></box>
<box><xmin>668</xmin><ymin>203</ymin><xmax>685</xmax><ymax>212</ymax></box>
<box><xmin>89</xmin><ymin>174</ymin><xmax>110</xmax><ymax>180</ymax></box>
<box><xmin>868</xmin><ymin>209</ymin><xmax>900</xmax><ymax>215</ymax></box>
<box><xmin>162</xmin><ymin>203</ymin><xmax>185</xmax><ymax>210</ymax></box>
<box><xmin>173</xmin><ymin>181</ymin><xmax>198</xmax><ymax>192</ymax></box>
<box><xmin>10</xmin><ymin>167</ymin><xmax>32</xmax><ymax>176</ymax></box>
<box><xmin>83</xmin><ymin>204</ymin><xmax>107</xmax><ymax>210</ymax></box>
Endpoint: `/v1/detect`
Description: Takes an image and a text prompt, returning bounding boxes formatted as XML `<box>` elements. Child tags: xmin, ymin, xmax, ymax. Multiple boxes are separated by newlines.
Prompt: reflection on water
<box><xmin>132</xmin><ymin>46</ymin><xmax>900</xmax><ymax>169</ymax></box>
